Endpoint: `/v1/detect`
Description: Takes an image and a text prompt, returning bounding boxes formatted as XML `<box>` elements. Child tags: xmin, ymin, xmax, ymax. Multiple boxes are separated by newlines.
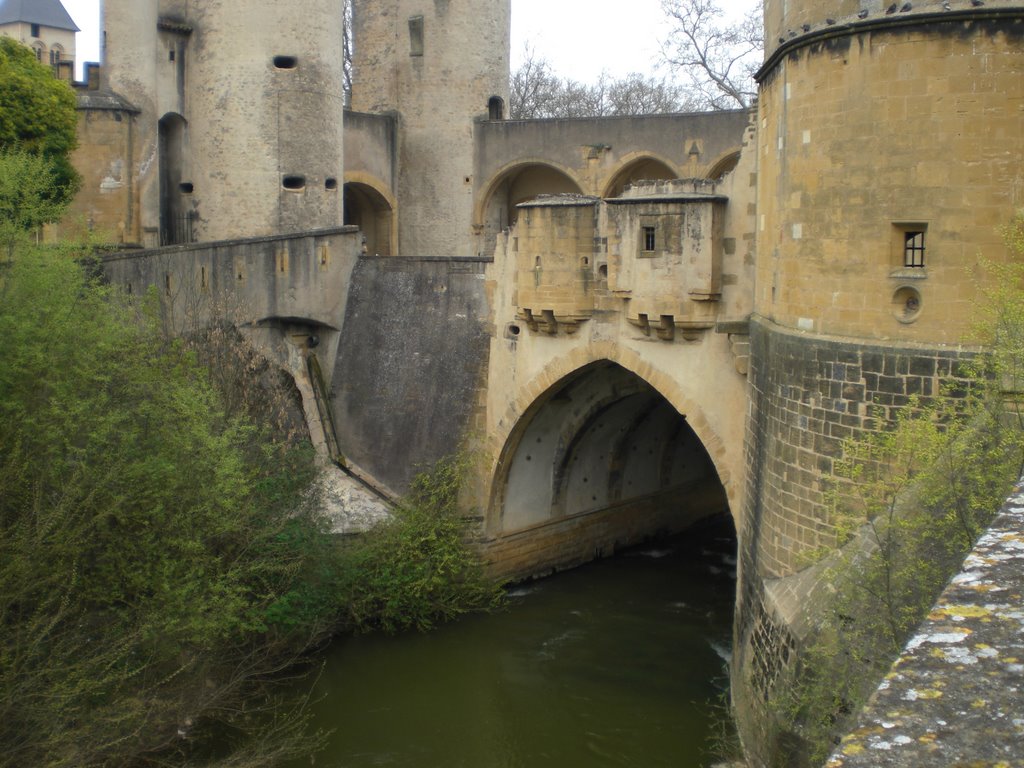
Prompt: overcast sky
<box><xmin>60</xmin><ymin>0</ymin><xmax>748</xmax><ymax>82</ymax></box>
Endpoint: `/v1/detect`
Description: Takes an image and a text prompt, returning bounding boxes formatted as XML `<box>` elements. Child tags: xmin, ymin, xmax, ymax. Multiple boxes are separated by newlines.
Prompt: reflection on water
<box><xmin>294</xmin><ymin>516</ymin><xmax>737</xmax><ymax>768</ymax></box>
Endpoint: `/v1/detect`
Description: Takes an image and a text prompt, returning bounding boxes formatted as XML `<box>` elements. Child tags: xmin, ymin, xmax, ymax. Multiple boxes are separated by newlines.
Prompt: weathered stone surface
<box><xmin>827</xmin><ymin>479</ymin><xmax>1024</xmax><ymax>767</ymax></box>
<box><xmin>329</xmin><ymin>256</ymin><xmax>492</xmax><ymax>494</ymax></box>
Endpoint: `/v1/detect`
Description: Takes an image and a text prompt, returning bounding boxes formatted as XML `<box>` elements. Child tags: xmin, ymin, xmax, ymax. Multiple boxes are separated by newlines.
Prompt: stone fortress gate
<box><xmin>54</xmin><ymin>0</ymin><xmax>1024</xmax><ymax>764</ymax></box>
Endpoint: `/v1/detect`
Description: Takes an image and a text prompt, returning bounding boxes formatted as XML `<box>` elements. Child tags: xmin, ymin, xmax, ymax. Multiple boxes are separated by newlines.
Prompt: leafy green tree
<box><xmin>0</xmin><ymin>37</ymin><xmax>80</xmax><ymax>211</ymax></box>
<box><xmin>0</xmin><ymin>150</ymin><xmax>69</xmax><ymax>255</ymax></box>
<box><xmin>0</xmin><ymin>246</ymin><xmax>337</xmax><ymax>767</ymax></box>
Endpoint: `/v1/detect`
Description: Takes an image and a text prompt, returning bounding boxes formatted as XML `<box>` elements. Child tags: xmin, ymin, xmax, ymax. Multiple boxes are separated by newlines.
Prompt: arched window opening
<box><xmin>158</xmin><ymin>113</ymin><xmax>193</xmax><ymax>246</ymax></box>
<box><xmin>488</xmin><ymin>96</ymin><xmax>505</xmax><ymax>120</ymax></box>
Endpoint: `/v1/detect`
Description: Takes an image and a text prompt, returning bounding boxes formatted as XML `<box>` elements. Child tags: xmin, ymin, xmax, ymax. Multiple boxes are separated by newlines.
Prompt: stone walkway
<box><xmin>826</xmin><ymin>480</ymin><xmax>1024</xmax><ymax>767</ymax></box>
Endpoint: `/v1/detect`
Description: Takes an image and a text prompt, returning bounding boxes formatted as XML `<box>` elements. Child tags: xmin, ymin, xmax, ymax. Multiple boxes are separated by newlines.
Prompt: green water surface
<box><xmin>299</xmin><ymin>518</ymin><xmax>737</xmax><ymax>767</ymax></box>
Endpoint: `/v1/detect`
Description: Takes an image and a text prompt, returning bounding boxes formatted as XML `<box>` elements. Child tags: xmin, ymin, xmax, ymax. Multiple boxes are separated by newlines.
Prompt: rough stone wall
<box><xmin>102</xmin><ymin>0</ymin><xmax>160</xmax><ymax>246</ymax></box>
<box><xmin>737</xmin><ymin>12</ymin><xmax>1024</xmax><ymax>761</ymax></box>
<box><xmin>100</xmin><ymin>227</ymin><xmax>361</xmax><ymax>381</ymax></box>
<box><xmin>185</xmin><ymin>0</ymin><xmax>345</xmax><ymax>241</ymax></box>
<box><xmin>57</xmin><ymin>94</ymin><xmax>139</xmax><ymax>244</ymax></box>
<box><xmin>352</xmin><ymin>0</ymin><xmax>511</xmax><ymax>256</ymax></box>
<box><xmin>743</xmin><ymin>318</ymin><xmax>975</xmax><ymax>580</ymax></box>
<box><xmin>328</xmin><ymin>256</ymin><xmax>492</xmax><ymax>494</ymax></box>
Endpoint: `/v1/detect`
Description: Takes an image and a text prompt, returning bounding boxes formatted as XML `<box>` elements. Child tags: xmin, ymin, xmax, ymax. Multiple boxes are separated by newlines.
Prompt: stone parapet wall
<box><xmin>826</xmin><ymin>478</ymin><xmax>1024</xmax><ymax>767</ymax></box>
<box><xmin>743</xmin><ymin>316</ymin><xmax>975</xmax><ymax>579</ymax></box>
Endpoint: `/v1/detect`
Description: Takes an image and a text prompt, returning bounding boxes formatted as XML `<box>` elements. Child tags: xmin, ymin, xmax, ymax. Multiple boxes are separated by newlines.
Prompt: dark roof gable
<box><xmin>0</xmin><ymin>0</ymin><xmax>80</xmax><ymax>32</ymax></box>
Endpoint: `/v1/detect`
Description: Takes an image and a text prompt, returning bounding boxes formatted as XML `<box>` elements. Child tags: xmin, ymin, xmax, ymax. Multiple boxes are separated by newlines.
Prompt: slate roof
<box><xmin>0</xmin><ymin>0</ymin><xmax>80</xmax><ymax>32</ymax></box>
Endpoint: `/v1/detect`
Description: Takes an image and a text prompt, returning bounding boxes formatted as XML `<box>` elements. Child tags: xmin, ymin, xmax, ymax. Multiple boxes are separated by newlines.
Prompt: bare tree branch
<box><xmin>509</xmin><ymin>46</ymin><xmax>697</xmax><ymax>119</ymax></box>
<box><xmin>660</xmin><ymin>0</ymin><xmax>763</xmax><ymax>110</ymax></box>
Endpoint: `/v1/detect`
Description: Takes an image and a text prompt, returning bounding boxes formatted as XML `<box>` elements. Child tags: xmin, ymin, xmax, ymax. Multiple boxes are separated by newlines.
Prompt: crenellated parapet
<box><xmin>607</xmin><ymin>180</ymin><xmax>727</xmax><ymax>342</ymax></box>
<box><xmin>514</xmin><ymin>195</ymin><xmax>599</xmax><ymax>335</ymax></box>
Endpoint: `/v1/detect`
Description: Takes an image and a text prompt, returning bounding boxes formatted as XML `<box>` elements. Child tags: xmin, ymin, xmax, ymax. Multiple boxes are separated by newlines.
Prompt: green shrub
<box><xmin>336</xmin><ymin>453</ymin><xmax>504</xmax><ymax>633</ymax></box>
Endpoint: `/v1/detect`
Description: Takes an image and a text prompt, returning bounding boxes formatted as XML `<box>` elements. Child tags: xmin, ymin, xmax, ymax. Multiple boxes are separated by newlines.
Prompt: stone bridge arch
<box><xmin>480</xmin><ymin>343</ymin><xmax>737</xmax><ymax>581</ymax></box>
<box><xmin>344</xmin><ymin>172</ymin><xmax>396</xmax><ymax>256</ymax></box>
<box><xmin>474</xmin><ymin>159</ymin><xmax>585</xmax><ymax>257</ymax></box>
<box><xmin>601</xmin><ymin>152</ymin><xmax>682</xmax><ymax>199</ymax></box>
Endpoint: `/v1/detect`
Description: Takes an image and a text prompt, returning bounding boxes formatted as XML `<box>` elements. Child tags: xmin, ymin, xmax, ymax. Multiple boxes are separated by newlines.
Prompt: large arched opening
<box><xmin>344</xmin><ymin>180</ymin><xmax>394</xmax><ymax>256</ymax></box>
<box><xmin>158</xmin><ymin>112</ymin><xmax>191</xmax><ymax>245</ymax></box>
<box><xmin>477</xmin><ymin>162</ymin><xmax>584</xmax><ymax>257</ymax></box>
<box><xmin>602</xmin><ymin>155</ymin><xmax>679</xmax><ymax>199</ymax></box>
<box><xmin>486</xmin><ymin>360</ymin><xmax>731</xmax><ymax>580</ymax></box>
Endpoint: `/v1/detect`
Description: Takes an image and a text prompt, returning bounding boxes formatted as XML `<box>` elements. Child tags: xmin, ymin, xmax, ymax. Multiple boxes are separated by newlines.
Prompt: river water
<box><xmin>297</xmin><ymin>516</ymin><xmax>737</xmax><ymax>768</ymax></box>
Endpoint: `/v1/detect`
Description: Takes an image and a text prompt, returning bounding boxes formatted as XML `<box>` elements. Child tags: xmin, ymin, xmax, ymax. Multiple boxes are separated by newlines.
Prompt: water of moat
<box><xmin>295</xmin><ymin>515</ymin><xmax>737</xmax><ymax>768</ymax></box>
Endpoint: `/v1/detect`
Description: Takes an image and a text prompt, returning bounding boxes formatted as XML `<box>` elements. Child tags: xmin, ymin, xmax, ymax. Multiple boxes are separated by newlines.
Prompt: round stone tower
<box><xmin>186</xmin><ymin>0</ymin><xmax>345</xmax><ymax>241</ymax></box>
<box><xmin>351</xmin><ymin>0</ymin><xmax>511</xmax><ymax>256</ymax></box>
<box><xmin>737</xmin><ymin>1</ymin><xmax>1024</xmax><ymax>762</ymax></box>
<box><xmin>101</xmin><ymin>0</ymin><xmax>160</xmax><ymax>244</ymax></box>
<box><xmin>102</xmin><ymin>0</ymin><xmax>345</xmax><ymax>245</ymax></box>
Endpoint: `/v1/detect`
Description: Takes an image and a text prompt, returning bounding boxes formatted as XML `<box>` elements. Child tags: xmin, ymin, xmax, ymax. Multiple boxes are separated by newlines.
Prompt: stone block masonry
<box><xmin>329</xmin><ymin>256</ymin><xmax>493</xmax><ymax>495</ymax></box>
<box><xmin>744</xmin><ymin>316</ymin><xmax>976</xmax><ymax>580</ymax></box>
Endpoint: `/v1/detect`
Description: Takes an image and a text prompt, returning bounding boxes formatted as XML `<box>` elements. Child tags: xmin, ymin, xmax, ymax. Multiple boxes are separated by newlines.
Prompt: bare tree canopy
<box><xmin>660</xmin><ymin>0</ymin><xmax>763</xmax><ymax>110</ymax></box>
<box><xmin>509</xmin><ymin>46</ymin><xmax>697</xmax><ymax>119</ymax></box>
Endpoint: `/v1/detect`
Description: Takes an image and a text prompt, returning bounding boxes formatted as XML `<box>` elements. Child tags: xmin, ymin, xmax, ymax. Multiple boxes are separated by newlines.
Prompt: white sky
<box><xmin>60</xmin><ymin>0</ymin><xmax>748</xmax><ymax>83</ymax></box>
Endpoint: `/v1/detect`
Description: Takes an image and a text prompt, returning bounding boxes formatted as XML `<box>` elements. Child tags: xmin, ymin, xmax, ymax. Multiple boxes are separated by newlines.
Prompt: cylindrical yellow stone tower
<box><xmin>737</xmin><ymin>2</ymin><xmax>1024</xmax><ymax>763</ymax></box>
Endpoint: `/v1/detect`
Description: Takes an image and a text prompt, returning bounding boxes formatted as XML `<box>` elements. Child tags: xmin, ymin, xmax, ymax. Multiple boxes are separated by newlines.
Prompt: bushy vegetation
<box><xmin>336</xmin><ymin>453</ymin><xmax>503</xmax><ymax>633</ymax></box>
<box><xmin>0</xmin><ymin>38</ymin><xmax>79</xmax><ymax>214</ymax></box>
<box><xmin>771</xmin><ymin>216</ymin><xmax>1024</xmax><ymax>765</ymax></box>
<box><xmin>0</xmin><ymin>246</ymin><xmax>335</xmax><ymax>767</ymax></box>
<box><xmin>0</xmin><ymin>205</ymin><xmax>500</xmax><ymax>768</ymax></box>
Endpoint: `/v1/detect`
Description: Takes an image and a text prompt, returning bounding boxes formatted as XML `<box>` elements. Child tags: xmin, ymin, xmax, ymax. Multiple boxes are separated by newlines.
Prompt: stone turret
<box><xmin>101</xmin><ymin>0</ymin><xmax>160</xmax><ymax>244</ymax></box>
<box><xmin>351</xmin><ymin>0</ymin><xmax>511</xmax><ymax>256</ymax></box>
<box><xmin>737</xmin><ymin>1</ymin><xmax>1024</xmax><ymax>763</ymax></box>
<box><xmin>186</xmin><ymin>0</ymin><xmax>345</xmax><ymax>241</ymax></box>
<box><xmin>101</xmin><ymin>0</ymin><xmax>346</xmax><ymax>245</ymax></box>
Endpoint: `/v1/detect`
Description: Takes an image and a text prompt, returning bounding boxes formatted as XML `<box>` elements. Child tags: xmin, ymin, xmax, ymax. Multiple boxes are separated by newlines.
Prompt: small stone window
<box><xmin>49</xmin><ymin>46</ymin><xmax>63</xmax><ymax>64</ymax></box>
<box><xmin>32</xmin><ymin>42</ymin><xmax>44</xmax><ymax>61</ymax></box>
<box><xmin>179</xmin><ymin>182</ymin><xmax>193</xmax><ymax>193</ymax></box>
<box><xmin>892</xmin><ymin>222</ymin><xmax>928</xmax><ymax>273</ymax></box>
<box><xmin>30</xmin><ymin>23</ymin><xmax>40</xmax><ymax>38</ymax></box>
<box><xmin>642</xmin><ymin>226</ymin><xmax>657</xmax><ymax>253</ymax></box>
<box><xmin>409</xmin><ymin>16</ymin><xmax>424</xmax><ymax>57</ymax></box>
<box><xmin>282</xmin><ymin>175</ymin><xmax>306</xmax><ymax>191</ymax></box>
<box><xmin>903</xmin><ymin>230</ymin><xmax>925</xmax><ymax>268</ymax></box>
<box><xmin>488</xmin><ymin>96</ymin><xmax>504</xmax><ymax>120</ymax></box>
<box><xmin>273</xmin><ymin>55</ymin><xmax>298</xmax><ymax>69</ymax></box>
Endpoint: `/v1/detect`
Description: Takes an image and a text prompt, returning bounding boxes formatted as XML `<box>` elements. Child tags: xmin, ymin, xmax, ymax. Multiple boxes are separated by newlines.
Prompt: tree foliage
<box><xmin>509</xmin><ymin>46</ymin><xmax>695</xmax><ymax>119</ymax></box>
<box><xmin>0</xmin><ymin>150</ymin><xmax>71</xmax><ymax>255</ymax></box>
<box><xmin>0</xmin><ymin>37</ymin><xmax>80</xmax><ymax>209</ymax></box>
<box><xmin>336</xmin><ymin>453</ymin><xmax>503</xmax><ymax>633</ymax></box>
<box><xmin>0</xmin><ymin>246</ymin><xmax>338</xmax><ymax>767</ymax></box>
<box><xmin>660</xmin><ymin>0</ymin><xmax>763</xmax><ymax>109</ymax></box>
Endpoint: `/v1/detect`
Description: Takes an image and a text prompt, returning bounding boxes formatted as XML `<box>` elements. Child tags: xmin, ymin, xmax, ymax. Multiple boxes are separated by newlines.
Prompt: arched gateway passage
<box><xmin>486</xmin><ymin>361</ymin><xmax>730</xmax><ymax>580</ymax></box>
